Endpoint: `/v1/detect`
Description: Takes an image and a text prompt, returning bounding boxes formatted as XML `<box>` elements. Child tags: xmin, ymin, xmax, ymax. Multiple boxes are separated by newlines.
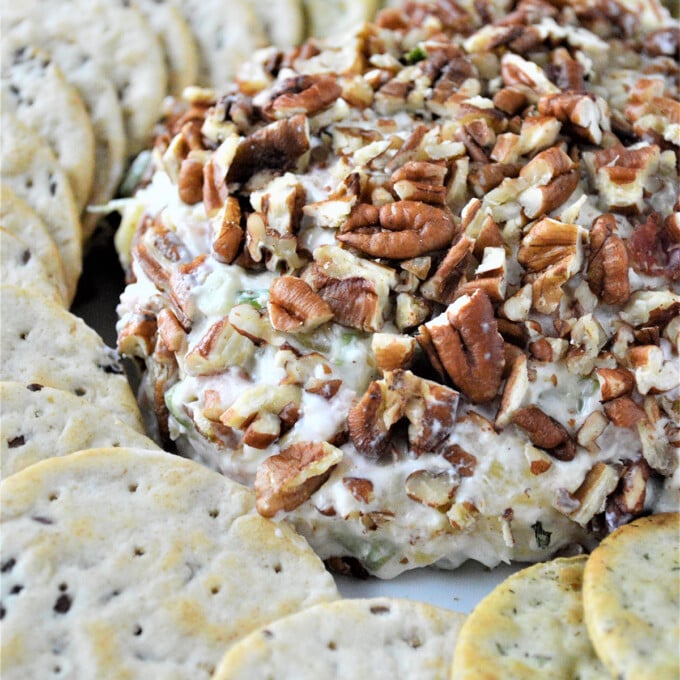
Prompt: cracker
<box><xmin>0</xmin><ymin>185</ymin><xmax>68</xmax><ymax>303</ymax></box>
<box><xmin>583</xmin><ymin>512</ymin><xmax>680</xmax><ymax>680</ymax></box>
<box><xmin>302</xmin><ymin>0</ymin><xmax>380</xmax><ymax>38</ymax></box>
<box><xmin>0</xmin><ymin>113</ymin><xmax>81</xmax><ymax>301</ymax></box>
<box><xmin>0</xmin><ymin>228</ymin><xmax>65</xmax><ymax>305</ymax></box>
<box><xmin>0</xmin><ymin>381</ymin><xmax>160</xmax><ymax>479</ymax></box>
<box><xmin>174</xmin><ymin>0</ymin><xmax>267</xmax><ymax>87</ymax></box>
<box><xmin>3</xmin><ymin>0</ymin><xmax>167</xmax><ymax>155</ymax></box>
<box><xmin>215</xmin><ymin>597</ymin><xmax>466</xmax><ymax>679</ymax></box>
<box><xmin>1</xmin><ymin>45</ymin><xmax>95</xmax><ymax>211</ymax></box>
<box><xmin>252</xmin><ymin>0</ymin><xmax>304</xmax><ymax>48</ymax></box>
<box><xmin>135</xmin><ymin>0</ymin><xmax>199</xmax><ymax>97</ymax></box>
<box><xmin>0</xmin><ymin>447</ymin><xmax>339</xmax><ymax>678</ymax></box>
<box><xmin>0</xmin><ymin>286</ymin><xmax>143</xmax><ymax>432</ymax></box>
<box><xmin>451</xmin><ymin>556</ymin><xmax>609</xmax><ymax>679</ymax></box>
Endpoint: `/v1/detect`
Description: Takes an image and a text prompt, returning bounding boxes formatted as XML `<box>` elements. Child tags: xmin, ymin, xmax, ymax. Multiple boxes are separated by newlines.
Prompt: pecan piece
<box><xmin>405</xmin><ymin>469</ymin><xmax>459</xmax><ymax>510</ymax></box>
<box><xmin>418</xmin><ymin>289</ymin><xmax>505</xmax><ymax>403</ymax></box>
<box><xmin>254</xmin><ymin>441</ymin><xmax>343</xmax><ymax>517</ymax></box>
<box><xmin>178</xmin><ymin>155</ymin><xmax>205</xmax><ymax>205</ymax></box>
<box><xmin>603</xmin><ymin>396</ymin><xmax>647</xmax><ymax>429</ymax></box>
<box><xmin>262</xmin><ymin>74</ymin><xmax>341</xmax><ymax>120</ymax></box>
<box><xmin>587</xmin><ymin>214</ymin><xmax>630</xmax><ymax>305</ymax></box>
<box><xmin>337</xmin><ymin>200</ymin><xmax>458</xmax><ymax>259</ymax></box>
<box><xmin>568</xmin><ymin>462</ymin><xmax>621</xmax><ymax>527</ymax></box>
<box><xmin>268</xmin><ymin>276</ymin><xmax>333</xmax><ymax>333</ymax></box>
<box><xmin>371</xmin><ymin>333</ymin><xmax>416</xmax><ymax>371</ymax></box>
<box><xmin>511</xmin><ymin>406</ymin><xmax>576</xmax><ymax>461</ymax></box>
<box><xmin>537</xmin><ymin>92</ymin><xmax>610</xmax><ymax>144</ymax></box>
<box><xmin>211</xmin><ymin>196</ymin><xmax>243</xmax><ymax>264</ymax></box>
<box><xmin>390</xmin><ymin>161</ymin><xmax>447</xmax><ymax>205</ymax></box>
<box><xmin>226</xmin><ymin>114</ymin><xmax>311</xmax><ymax>183</ymax></box>
<box><xmin>117</xmin><ymin>312</ymin><xmax>157</xmax><ymax>358</ymax></box>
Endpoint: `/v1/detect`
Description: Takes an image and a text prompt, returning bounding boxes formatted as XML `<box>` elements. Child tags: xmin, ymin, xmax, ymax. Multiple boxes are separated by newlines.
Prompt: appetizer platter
<box><xmin>1</xmin><ymin>0</ymin><xmax>678</xmax><ymax>677</ymax></box>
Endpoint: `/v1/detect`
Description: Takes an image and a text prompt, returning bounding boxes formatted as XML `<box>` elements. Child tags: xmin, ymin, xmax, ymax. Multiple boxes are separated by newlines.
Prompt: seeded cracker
<box><xmin>0</xmin><ymin>113</ymin><xmax>81</xmax><ymax>302</ymax></box>
<box><xmin>0</xmin><ymin>286</ymin><xmax>143</xmax><ymax>432</ymax></box>
<box><xmin>0</xmin><ymin>228</ymin><xmax>65</xmax><ymax>305</ymax></box>
<box><xmin>214</xmin><ymin>597</ymin><xmax>466</xmax><ymax>680</ymax></box>
<box><xmin>0</xmin><ymin>185</ymin><xmax>68</xmax><ymax>304</ymax></box>
<box><xmin>0</xmin><ymin>382</ymin><xmax>161</xmax><ymax>480</ymax></box>
<box><xmin>1</xmin><ymin>45</ymin><xmax>95</xmax><ymax>211</ymax></box>
<box><xmin>451</xmin><ymin>556</ymin><xmax>609</xmax><ymax>679</ymax></box>
<box><xmin>583</xmin><ymin>512</ymin><xmax>680</xmax><ymax>680</ymax></box>
<box><xmin>0</xmin><ymin>447</ymin><xmax>339</xmax><ymax>678</ymax></box>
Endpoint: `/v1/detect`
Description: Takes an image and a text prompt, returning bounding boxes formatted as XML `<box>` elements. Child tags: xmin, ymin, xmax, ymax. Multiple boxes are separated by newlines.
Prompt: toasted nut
<box><xmin>501</xmin><ymin>54</ymin><xmax>559</xmax><ymax>95</ymax></box>
<box><xmin>568</xmin><ymin>462</ymin><xmax>621</xmax><ymax>526</ymax></box>
<box><xmin>447</xmin><ymin>500</ymin><xmax>480</xmax><ymax>532</ymax></box>
<box><xmin>211</xmin><ymin>196</ymin><xmax>243</xmax><ymax>264</ymax></box>
<box><xmin>371</xmin><ymin>333</ymin><xmax>416</xmax><ymax>371</ymax></box>
<box><xmin>343</xmin><ymin>477</ymin><xmax>374</xmax><ymax>503</ymax></box>
<box><xmin>220</xmin><ymin>384</ymin><xmax>301</xmax><ymax>430</ymax></box>
<box><xmin>226</xmin><ymin>114</ymin><xmax>311</xmax><ymax>183</ymax></box>
<box><xmin>184</xmin><ymin>317</ymin><xmax>255</xmax><ymax>375</ymax></box>
<box><xmin>576</xmin><ymin>411</ymin><xmax>609</xmax><ymax>452</ymax></box>
<box><xmin>395</xmin><ymin>292</ymin><xmax>430</xmax><ymax>331</ymax></box>
<box><xmin>118</xmin><ymin>312</ymin><xmax>157</xmax><ymax>358</ymax></box>
<box><xmin>496</xmin><ymin>353</ymin><xmax>529</xmax><ymax>428</ymax></box>
<box><xmin>603</xmin><ymin>396</ymin><xmax>647</xmax><ymax>429</ymax></box>
<box><xmin>628</xmin><ymin>345</ymin><xmax>680</xmax><ymax>395</ymax></box>
<box><xmin>420</xmin><ymin>234</ymin><xmax>474</xmax><ymax>304</ymax></box>
<box><xmin>606</xmin><ymin>459</ymin><xmax>651</xmax><ymax>531</ymax></box>
<box><xmin>419</xmin><ymin>289</ymin><xmax>505</xmax><ymax>403</ymax></box>
<box><xmin>254</xmin><ymin>441</ymin><xmax>343</xmax><ymax>517</ymax></box>
<box><xmin>347</xmin><ymin>380</ymin><xmax>393</xmax><ymax>459</ymax></box>
<box><xmin>338</xmin><ymin>200</ymin><xmax>458</xmax><ymax>259</ymax></box>
<box><xmin>268</xmin><ymin>276</ymin><xmax>333</xmax><ymax>333</ymax></box>
<box><xmin>228</xmin><ymin>304</ymin><xmax>275</xmax><ymax>345</ymax></box>
<box><xmin>202</xmin><ymin>157</ymin><xmax>229</xmax><ymax>216</ymax></box>
<box><xmin>243</xmin><ymin>412</ymin><xmax>281</xmax><ymax>449</ymax></box>
<box><xmin>156</xmin><ymin>308</ymin><xmax>186</xmax><ymax>353</ymax></box>
<box><xmin>596</xmin><ymin>367</ymin><xmax>635</xmax><ymax>401</ymax></box>
<box><xmin>177</xmin><ymin>155</ymin><xmax>205</xmax><ymax>204</ymax></box>
<box><xmin>406</xmin><ymin>378</ymin><xmax>460</xmax><ymax>456</ymax></box>
<box><xmin>587</xmin><ymin>214</ymin><xmax>630</xmax><ymax>305</ymax></box>
<box><xmin>391</xmin><ymin>160</ymin><xmax>447</xmax><ymax>204</ymax></box>
<box><xmin>442</xmin><ymin>444</ymin><xmax>477</xmax><ymax>477</ymax></box>
<box><xmin>405</xmin><ymin>469</ymin><xmax>459</xmax><ymax>510</ymax></box>
<box><xmin>538</xmin><ymin>92</ymin><xmax>610</xmax><ymax>144</ymax></box>
<box><xmin>263</xmin><ymin>74</ymin><xmax>342</xmax><ymax>120</ymax></box>
<box><xmin>512</xmin><ymin>406</ymin><xmax>576</xmax><ymax>461</ymax></box>
<box><xmin>620</xmin><ymin>290</ymin><xmax>680</xmax><ymax>328</ymax></box>
<box><xmin>518</xmin><ymin>217</ymin><xmax>584</xmax><ymax>314</ymax></box>
<box><xmin>524</xmin><ymin>443</ymin><xmax>553</xmax><ymax>475</ymax></box>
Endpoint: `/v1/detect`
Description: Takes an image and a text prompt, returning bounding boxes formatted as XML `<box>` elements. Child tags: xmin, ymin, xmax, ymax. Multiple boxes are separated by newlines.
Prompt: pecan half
<box><xmin>268</xmin><ymin>276</ymin><xmax>333</xmax><ymax>333</ymax></box>
<box><xmin>337</xmin><ymin>200</ymin><xmax>458</xmax><ymax>259</ymax></box>
<box><xmin>390</xmin><ymin>160</ymin><xmax>447</xmax><ymax>204</ymax></box>
<box><xmin>254</xmin><ymin>441</ymin><xmax>343</xmax><ymax>517</ymax></box>
<box><xmin>587</xmin><ymin>214</ymin><xmax>630</xmax><ymax>305</ymax></box>
<box><xmin>418</xmin><ymin>289</ymin><xmax>505</xmax><ymax>403</ymax></box>
<box><xmin>511</xmin><ymin>406</ymin><xmax>576</xmax><ymax>461</ymax></box>
<box><xmin>226</xmin><ymin>114</ymin><xmax>311</xmax><ymax>183</ymax></box>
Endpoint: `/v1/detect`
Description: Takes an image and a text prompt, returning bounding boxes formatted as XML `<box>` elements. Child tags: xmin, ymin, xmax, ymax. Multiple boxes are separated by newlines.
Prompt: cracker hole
<box><xmin>59</xmin><ymin>583</ymin><xmax>68</xmax><ymax>592</ymax></box>
<box><xmin>128</xmin><ymin>483</ymin><xmax>138</xmax><ymax>493</ymax></box>
<box><xmin>133</xmin><ymin>624</ymin><xmax>143</xmax><ymax>636</ymax></box>
<box><xmin>210</xmin><ymin>586</ymin><xmax>220</xmax><ymax>595</ymax></box>
<box><xmin>74</xmin><ymin>388</ymin><xmax>86</xmax><ymax>397</ymax></box>
<box><xmin>208</xmin><ymin>509</ymin><xmax>219</xmax><ymax>518</ymax></box>
<box><xmin>27</xmin><ymin>383</ymin><xmax>43</xmax><ymax>391</ymax></box>
<box><xmin>273</xmin><ymin>564</ymin><xmax>282</xmax><ymax>573</ymax></box>
<box><xmin>53</xmin><ymin>593</ymin><xmax>72</xmax><ymax>614</ymax></box>
<box><xmin>133</xmin><ymin>547</ymin><xmax>145</xmax><ymax>557</ymax></box>
<box><xmin>1</xmin><ymin>558</ymin><xmax>16</xmax><ymax>573</ymax></box>
<box><xmin>19</xmin><ymin>332</ymin><xmax>28</xmax><ymax>340</ymax></box>
<box><xmin>10</xmin><ymin>584</ymin><xmax>23</xmax><ymax>595</ymax></box>
<box><xmin>327</xmin><ymin>641</ymin><xmax>337</xmax><ymax>651</ymax></box>
<box><xmin>370</xmin><ymin>605</ymin><xmax>390</xmax><ymax>615</ymax></box>
<box><xmin>49</xmin><ymin>492</ymin><xmax>59</xmax><ymax>502</ymax></box>
<box><xmin>52</xmin><ymin>666</ymin><xmax>61</xmax><ymax>675</ymax></box>
<box><xmin>25</xmin><ymin>178</ymin><xmax>33</xmax><ymax>189</ymax></box>
<box><xmin>20</xmin><ymin>249</ymin><xmax>31</xmax><ymax>265</ymax></box>
<box><xmin>7</xmin><ymin>435</ymin><xmax>25</xmax><ymax>448</ymax></box>
<box><xmin>0</xmin><ymin>605</ymin><xmax>5</xmax><ymax>620</ymax></box>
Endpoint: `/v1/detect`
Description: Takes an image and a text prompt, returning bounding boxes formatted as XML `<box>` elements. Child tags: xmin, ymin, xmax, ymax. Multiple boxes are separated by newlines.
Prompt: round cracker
<box><xmin>0</xmin><ymin>113</ymin><xmax>81</xmax><ymax>301</ymax></box>
<box><xmin>0</xmin><ymin>228</ymin><xmax>65</xmax><ymax>305</ymax></box>
<box><xmin>215</xmin><ymin>597</ymin><xmax>466</xmax><ymax>679</ymax></box>
<box><xmin>252</xmin><ymin>0</ymin><xmax>305</xmax><ymax>48</ymax></box>
<box><xmin>0</xmin><ymin>447</ymin><xmax>339</xmax><ymax>678</ymax></box>
<box><xmin>175</xmin><ymin>0</ymin><xmax>268</xmax><ymax>87</ymax></box>
<box><xmin>0</xmin><ymin>185</ymin><xmax>68</xmax><ymax>303</ymax></box>
<box><xmin>451</xmin><ymin>556</ymin><xmax>609</xmax><ymax>679</ymax></box>
<box><xmin>302</xmin><ymin>0</ymin><xmax>381</xmax><ymax>38</ymax></box>
<box><xmin>0</xmin><ymin>286</ymin><xmax>143</xmax><ymax>432</ymax></box>
<box><xmin>3</xmin><ymin>0</ymin><xmax>167</xmax><ymax>155</ymax></box>
<box><xmin>583</xmin><ymin>513</ymin><xmax>680</xmax><ymax>680</ymax></box>
<box><xmin>1</xmin><ymin>45</ymin><xmax>95</xmax><ymax>212</ymax></box>
<box><xmin>0</xmin><ymin>381</ymin><xmax>160</xmax><ymax>479</ymax></box>
<box><xmin>135</xmin><ymin>0</ymin><xmax>199</xmax><ymax>97</ymax></box>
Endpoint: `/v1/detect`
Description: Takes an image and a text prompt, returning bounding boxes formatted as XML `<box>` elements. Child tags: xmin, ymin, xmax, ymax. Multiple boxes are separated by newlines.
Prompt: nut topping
<box><xmin>418</xmin><ymin>289</ymin><xmax>505</xmax><ymax>403</ymax></box>
<box><xmin>268</xmin><ymin>276</ymin><xmax>333</xmax><ymax>333</ymax></box>
<box><xmin>511</xmin><ymin>406</ymin><xmax>576</xmax><ymax>461</ymax></box>
<box><xmin>587</xmin><ymin>214</ymin><xmax>630</xmax><ymax>305</ymax></box>
<box><xmin>254</xmin><ymin>441</ymin><xmax>343</xmax><ymax>517</ymax></box>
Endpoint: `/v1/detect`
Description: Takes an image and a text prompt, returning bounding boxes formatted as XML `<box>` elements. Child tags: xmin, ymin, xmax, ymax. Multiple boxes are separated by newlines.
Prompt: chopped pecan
<box><xmin>537</xmin><ymin>92</ymin><xmax>610</xmax><ymax>144</ymax></box>
<box><xmin>347</xmin><ymin>380</ymin><xmax>392</xmax><ymax>458</ymax></box>
<box><xmin>118</xmin><ymin>312</ymin><xmax>157</xmax><ymax>358</ymax></box>
<box><xmin>254</xmin><ymin>441</ymin><xmax>343</xmax><ymax>517</ymax></box>
<box><xmin>468</xmin><ymin>162</ymin><xmax>523</xmax><ymax>196</ymax></box>
<box><xmin>371</xmin><ymin>333</ymin><xmax>416</xmax><ymax>371</ymax></box>
<box><xmin>343</xmin><ymin>477</ymin><xmax>374</xmax><ymax>504</ymax></box>
<box><xmin>501</xmin><ymin>54</ymin><xmax>559</xmax><ymax>95</ymax></box>
<box><xmin>202</xmin><ymin>157</ymin><xmax>230</xmax><ymax>216</ymax></box>
<box><xmin>603</xmin><ymin>396</ymin><xmax>647</xmax><ymax>428</ymax></box>
<box><xmin>268</xmin><ymin>276</ymin><xmax>333</xmax><ymax>333</ymax></box>
<box><xmin>628</xmin><ymin>345</ymin><xmax>680</xmax><ymax>395</ymax></box>
<box><xmin>495</xmin><ymin>353</ymin><xmax>529</xmax><ymax>428</ymax></box>
<box><xmin>518</xmin><ymin>217</ymin><xmax>584</xmax><ymax>314</ymax></box>
<box><xmin>442</xmin><ymin>444</ymin><xmax>477</xmax><ymax>477</ymax></box>
<box><xmin>243</xmin><ymin>412</ymin><xmax>281</xmax><ymax>449</ymax></box>
<box><xmin>226</xmin><ymin>114</ymin><xmax>311</xmax><ymax>183</ymax></box>
<box><xmin>511</xmin><ymin>406</ymin><xmax>576</xmax><ymax>461</ymax></box>
<box><xmin>390</xmin><ymin>161</ymin><xmax>447</xmax><ymax>204</ymax></box>
<box><xmin>628</xmin><ymin>212</ymin><xmax>680</xmax><ymax>281</ymax></box>
<box><xmin>337</xmin><ymin>200</ymin><xmax>458</xmax><ymax>259</ymax></box>
<box><xmin>493</xmin><ymin>87</ymin><xmax>529</xmax><ymax>115</ymax></box>
<box><xmin>211</xmin><ymin>196</ymin><xmax>243</xmax><ymax>264</ymax></box>
<box><xmin>420</xmin><ymin>233</ymin><xmax>474</xmax><ymax>304</ymax></box>
<box><xmin>156</xmin><ymin>308</ymin><xmax>186</xmax><ymax>353</ymax></box>
<box><xmin>405</xmin><ymin>469</ymin><xmax>459</xmax><ymax>510</ymax></box>
<box><xmin>576</xmin><ymin>411</ymin><xmax>609</xmax><ymax>453</ymax></box>
<box><xmin>418</xmin><ymin>289</ymin><xmax>505</xmax><ymax>403</ymax></box>
<box><xmin>587</xmin><ymin>214</ymin><xmax>630</xmax><ymax>305</ymax></box>
<box><xmin>605</xmin><ymin>458</ymin><xmax>651</xmax><ymax>531</ymax></box>
<box><xmin>178</xmin><ymin>155</ymin><xmax>205</xmax><ymax>205</ymax></box>
<box><xmin>221</xmin><ymin>384</ymin><xmax>301</xmax><ymax>435</ymax></box>
<box><xmin>546</xmin><ymin>48</ymin><xmax>585</xmax><ymax>91</ymax></box>
<box><xmin>262</xmin><ymin>74</ymin><xmax>341</xmax><ymax>120</ymax></box>
<box><xmin>568</xmin><ymin>462</ymin><xmax>621</xmax><ymax>527</ymax></box>
<box><xmin>395</xmin><ymin>292</ymin><xmax>430</xmax><ymax>331</ymax></box>
<box><xmin>246</xmin><ymin>212</ymin><xmax>305</xmax><ymax>273</ymax></box>
<box><xmin>184</xmin><ymin>317</ymin><xmax>255</xmax><ymax>375</ymax></box>
<box><xmin>596</xmin><ymin>367</ymin><xmax>635</xmax><ymax>401</ymax></box>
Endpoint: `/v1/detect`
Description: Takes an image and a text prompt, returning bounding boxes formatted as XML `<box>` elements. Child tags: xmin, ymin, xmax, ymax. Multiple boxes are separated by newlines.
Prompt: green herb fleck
<box><xmin>235</xmin><ymin>289</ymin><xmax>268</xmax><ymax>310</ymax></box>
<box><xmin>532</xmin><ymin>521</ymin><xmax>552</xmax><ymax>549</ymax></box>
<box><xmin>495</xmin><ymin>642</ymin><xmax>507</xmax><ymax>656</ymax></box>
<box><xmin>405</xmin><ymin>45</ymin><xmax>427</xmax><ymax>64</ymax></box>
